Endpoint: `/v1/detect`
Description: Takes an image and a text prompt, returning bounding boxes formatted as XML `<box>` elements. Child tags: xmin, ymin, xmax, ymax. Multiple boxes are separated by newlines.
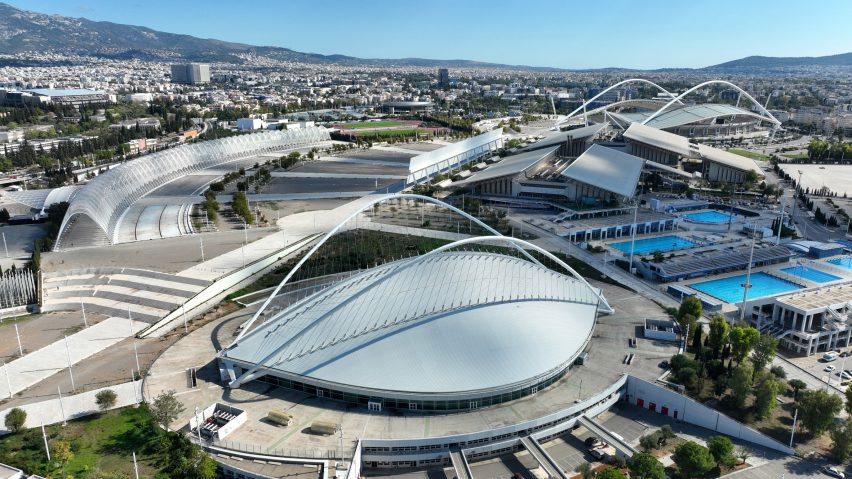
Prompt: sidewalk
<box><xmin>0</xmin><ymin>317</ymin><xmax>147</xmax><ymax>398</ymax></box>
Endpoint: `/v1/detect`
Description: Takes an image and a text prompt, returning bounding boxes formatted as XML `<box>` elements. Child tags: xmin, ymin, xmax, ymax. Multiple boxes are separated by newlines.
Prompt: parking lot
<box><xmin>781</xmin><ymin>347</ymin><xmax>852</xmax><ymax>389</ymax></box>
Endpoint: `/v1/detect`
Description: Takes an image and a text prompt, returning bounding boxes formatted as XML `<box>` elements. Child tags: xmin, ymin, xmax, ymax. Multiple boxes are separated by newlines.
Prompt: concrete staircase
<box><xmin>42</xmin><ymin>267</ymin><xmax>211</xmax><ymax>324</ymax></box>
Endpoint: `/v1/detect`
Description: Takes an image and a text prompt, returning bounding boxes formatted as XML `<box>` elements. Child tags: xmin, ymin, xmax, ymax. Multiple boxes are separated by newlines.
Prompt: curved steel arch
<box><xmin>231</xmin><ymin>193</ymin><xmax>536</xmax><ymax>345</ymax></box>
<box><xmin>557</xmin><ymin>78</ymin><xmax>682</xmax><ymax>127</ymax></box>
<box><xmin>227</xmin><ymin>234</ymin><xmax>612</xmax><ymax>389</ymax></box>
<box><xmin>640</xmin><ymin>80</ymin><xmax>781</xmax><ymax>127</ymax></box>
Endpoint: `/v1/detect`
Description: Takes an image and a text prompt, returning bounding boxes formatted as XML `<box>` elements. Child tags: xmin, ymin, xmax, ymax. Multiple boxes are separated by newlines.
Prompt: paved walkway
<box><xmin>0</xmin><ymin>317</ymin><xmax>147</xmax><ymax>398</ymax></box>
<box><xmin>271</xmin><ymin>172</ymin><xmax>406</xmax><ymax>180</ymax></box>
<box><xmin>0</xmin><ymin>380</ymin><xmax>141</xmax><ymax>432</ymax></box>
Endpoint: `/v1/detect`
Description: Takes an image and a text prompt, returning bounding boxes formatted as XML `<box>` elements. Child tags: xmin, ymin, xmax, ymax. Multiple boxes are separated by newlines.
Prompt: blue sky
<box><xmin>10</xmin><ymin>0</ymin><xmax>852</xmax><ymax>69</ymax></box>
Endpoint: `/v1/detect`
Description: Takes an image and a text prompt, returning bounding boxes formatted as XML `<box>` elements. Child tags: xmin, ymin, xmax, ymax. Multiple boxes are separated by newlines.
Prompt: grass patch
<box><xmin>726</xmin><ymin>149</ymin><xmax>770</xmax><ymax>161</ymax></box>
<box><xmin>341</xmin><ymin>121</ymin><xmax>407</xmax><ymax>129</ymax></box>
<box><xmin>353</xmin><ymin>128</ymin><xmax>433</xmax><ymax>138</ymax></box>
<box><xmin>0</xmin><ymin>406</ymin><xmax>160</xmax><ymax>478</ymax></box>
<box><xmin>0</xmin><ymin>314</ymin><xmax>38</xmax><ymax>327</ymax></box>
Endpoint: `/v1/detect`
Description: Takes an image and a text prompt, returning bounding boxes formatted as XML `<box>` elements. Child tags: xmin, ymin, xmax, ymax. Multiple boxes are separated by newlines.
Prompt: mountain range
<box><xmin>0</xmin><ymin>2</ymin><xmax>850</xmax><ymax>72</ymax></box>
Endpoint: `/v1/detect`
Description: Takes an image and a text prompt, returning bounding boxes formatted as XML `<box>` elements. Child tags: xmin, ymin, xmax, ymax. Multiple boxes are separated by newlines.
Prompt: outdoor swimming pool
<box><xmin>780</xmin><ymin>265</ymin><xmax>841</xmax><ymax>283</ymax></box>
<box><xmin>681</xmin><ymin>210</ymin><xmax>734</xmax><ymax>223</ymax></box>
<box><xmin>828</xmin><ymin>257</ymin><xmax>852</xmax><ymax>270</ymax></box>
<box><xmin>690</xmin><ymin>272</ymin><xmax>803</xmax><ymax>303</ymax></box>
<box><xmin>609</xmin><ymin>235</ymin><xmax>697</xmax><ymax>255</ymax></box>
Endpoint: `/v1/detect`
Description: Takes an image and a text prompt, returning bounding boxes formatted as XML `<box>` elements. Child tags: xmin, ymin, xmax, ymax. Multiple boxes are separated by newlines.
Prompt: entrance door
<box><xmin>673</xmin><ymin>410</ymin><xmax>678</xmax><ymax>419</ymax></box>
<box><xmin>661</xmin><ymin>406</ymin><xmax>669</xmax><ymax>416</ymax></box>
<box><xmin>648</xmin><ymin>402</ymin><xmax>656</xmax><ymax>412</ymax></box>
<box><xmin>637</xmin><ymin>398</ymin><xmax>644</xmax><ymax>408</ymax></box>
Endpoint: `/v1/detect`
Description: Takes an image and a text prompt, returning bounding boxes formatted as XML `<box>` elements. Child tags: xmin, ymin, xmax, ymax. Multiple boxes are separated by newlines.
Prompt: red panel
<box><xmin>637</xmin><ymin>398</ymin><xmax>644</xmax><ymax>408</ymax></box>
<box><xmin>661</xmin><ymin>406</ymin><xmax>669</xmax><ymax>415</ymax></box>
<box><xmin>648</xmin><ymin>402</ymin><xmax>656</xmax><ymax>412</ymax></box>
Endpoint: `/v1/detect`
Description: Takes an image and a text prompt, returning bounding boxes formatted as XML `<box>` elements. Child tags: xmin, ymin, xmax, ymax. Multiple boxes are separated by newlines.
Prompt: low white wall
<box><xmin>0</xmin><ymin>380</ymin><xmax>142</xmax><ymax>434</ymax></box>
<box><xmin>624</xmin><ymin>376</ymin><xmax>793</xmax><ymax>454</ymax></box>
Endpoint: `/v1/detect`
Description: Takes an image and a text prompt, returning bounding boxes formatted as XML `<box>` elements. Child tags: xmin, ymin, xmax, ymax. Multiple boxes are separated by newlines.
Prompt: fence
<box><xmin>0</xmin><ymin>268</ymin><xmax>37</xmax><ymax>309</ymax></box>
<box><xmin>213</xmin><ymin>438</ymin><xmax>346</xmax><ymax>460</ymax></box>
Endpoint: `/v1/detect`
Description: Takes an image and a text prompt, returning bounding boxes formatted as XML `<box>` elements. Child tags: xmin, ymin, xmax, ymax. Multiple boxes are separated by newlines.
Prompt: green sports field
<box><xmin>726</xmin><ymin>148</ymin><xmax>770</xmax><ymax>161</ymax></box>
<box><xmin>354</xmin><ymin>128</ymin><xmax>433</xmax><ymax>138</ymax></box>
<box><xmin>342</xmin><ymin>121</ymin><xmax>408</xmax><ymax>129</ymax></box>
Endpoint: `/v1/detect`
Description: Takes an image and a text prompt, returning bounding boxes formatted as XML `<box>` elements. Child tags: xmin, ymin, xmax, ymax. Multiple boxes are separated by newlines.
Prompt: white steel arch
<box><xmin>557</xmin><ymin>78</ymin><xmax>682</xmax><ymax>127</ymax></box>
<box><xmin>231</xmin><ymin>193</ymin><xmax>534</xmax><ymax>345</ymax></box>
<box><xmin>227</xmin><ymin>234</ymin><xmax>612</xmax><ymax>388</ymax></box>
<box><xmin>641</xmin><ymin>80</ymin><xmax>781</xmax><ymax>127</ymax></box>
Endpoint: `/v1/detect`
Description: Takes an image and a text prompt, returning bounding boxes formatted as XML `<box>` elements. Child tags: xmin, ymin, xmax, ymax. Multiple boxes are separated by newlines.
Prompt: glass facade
<box><xmin>256</xmin><ymin>366</ymin><xmax>569</xmax><ymax>412</ymax></box>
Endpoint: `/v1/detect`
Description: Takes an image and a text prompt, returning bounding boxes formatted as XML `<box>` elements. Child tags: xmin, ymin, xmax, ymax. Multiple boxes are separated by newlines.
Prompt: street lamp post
<box><xmin>627</xmin><ymin>200</ymin><xmax>639</xmax><ymax>273</ymax></box>
<box><xmin>739</xmin><ymin>232</ymin><xmax>757</xmax><ymax>323</ymax></box>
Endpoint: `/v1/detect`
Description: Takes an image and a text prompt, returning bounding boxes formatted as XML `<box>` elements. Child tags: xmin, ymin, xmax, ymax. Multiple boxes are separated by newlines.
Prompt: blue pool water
<box><xmin>690</xmin><ymin>272</ymin><xmax>803</xmax><ymax>303</ymax></box>
<box><xmin>681</xmin><ymin>210</ymin><xmax>734</xmax><ymax>223</ymax></box>
<box><xmin>609</xmin><ymin>235</ymin><xmax>697</xmax><ymax>255</ymax></box>
<box><xmin>780</xmin><ymin>265</ymin><xmax>841</xmax><ymax>283</ymax></box>
<box><xmin>828</xmin><ymin>257</ymin><xmax>852</xmax><ymax>270</ymax></box>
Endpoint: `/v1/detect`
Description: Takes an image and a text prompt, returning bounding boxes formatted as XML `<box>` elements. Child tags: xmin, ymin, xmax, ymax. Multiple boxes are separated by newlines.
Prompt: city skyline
<box><xmin>8</xmin><ymin>0</ymin><xmax>852</xmax><ymax>69</ymax></box>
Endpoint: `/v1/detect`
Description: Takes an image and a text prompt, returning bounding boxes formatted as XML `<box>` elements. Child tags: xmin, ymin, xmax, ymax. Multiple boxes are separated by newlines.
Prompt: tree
<box><xmin>52</xmin><ymin>439</ymin><xmax>73</xmax><ymax>474</ymax></box>
<box><xmin>96</xmin><ymin>389</ymin><xmax>118</xmax><ymax>412</ymax></box>
<box><xmin>4</xmin><ymin>408</ymin><xmax>26</xmax><ymax>432</ymax></box>
<box><xmin>707</xmin><ymin>435</ymin><xmax>735</xmax><ymax>466</ymax></box>
<box><xmin>574</xmin><ymin>463</ymin><xmax>594</xmax><ymax>479</ymax></box>
<box><xmin>628</xmin><ymin>452</ymin><xmax>665</xmax><ymax>479</ymax></box>
<box><xmin>788</xmin><ymin>379</ymin><xmax>807</xmax><ymax>399</ymax></box>
<box><xmin>754</xmin><ymin>375</ymin><xmax>783</xmax><ymax>419</ymax></box>
<box><xmin>707</xmin><ymin>315</ymin><xmax>729</xmax><ymax>358</ymax></box>
<box><xmin>750</xmin><ymin>334</ymin><xmax>778</xmax><ymax>373</ymax></box>
<box><xmin>596</xmin><ymin>468</ymin><xmax>627</xmax><ymax>479</ymax></box>
<box><xmin>734</xmin><ymin>445</ymin><xmax>751</xmax><ymax>465</ymax></box>
<box><xmin>729</xmin><ymin>325</ymin><xmax>760</xmax><ymax>365</ymax></box>
<box><xmin>673</xmin><ymin>441</ymin><xmax>715</xmax><ymax>478</ymax></box>
<box><xmin>150</xmin><ymin>390</ymin><xmax>185</xmax><ymax>431</ymax></box>
<box><xmin>639</xmin><ymin>434</ymin><xmax>659</xmax><ymax>452</ymax></box>
<box><xmin>678</xmin><ymin>296</ymin><xmax>703</xmax><ymax>321</ymax></box>
<box><xmin>846</xmin><ymin>385</ymin><xmax>852</xmax><ymax>416</ymax></box>
<box><xmin>830</xmin><ymin>423</ymin><xmax>852</xmax><ymax>463</ymax></box>
<box><xmin>769</xmin><ymin>365</ymin><xmax>786</xmax><ymax>379</ymax></box>
<box><xmin>729</xmin><ymin>362</ymin><xmax>753</xmax><ymax>409</ymax></box>
<box><xmin>798</xmin><ymin>389</ymin><xmax>843</xmax><ymax>436</ymax></box>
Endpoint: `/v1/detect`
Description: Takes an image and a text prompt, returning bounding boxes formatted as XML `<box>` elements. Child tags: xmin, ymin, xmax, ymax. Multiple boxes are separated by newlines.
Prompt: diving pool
<box><xmin>690</xmin><ymin>272</ymin><xmax>803</xmax><ymax>303</ymax></box>
<box><xmin>681</xmin><ymin>210</ymin><xmax>734</xmax><ymax>224</ymax></box>
<box><xmin>609</xmin><ymin>235</ymin><xmax>697</xmax><ymax>255</ymax></box>
<box><xmin>780</xmin><ymin>265</ymin><xmax>841</xmax><ymax>283</ymax></box>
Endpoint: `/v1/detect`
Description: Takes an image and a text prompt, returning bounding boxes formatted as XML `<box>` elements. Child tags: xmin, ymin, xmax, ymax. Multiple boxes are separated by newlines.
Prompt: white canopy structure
<box><xmin>55</xmin><ymin>128</ymin><xmax>331</xmax><ymax>248</ymax></box>
<box><xmin>561</xmin><ymin>144</ymin><xmax>645</xmax><ymax>198</ymax></box>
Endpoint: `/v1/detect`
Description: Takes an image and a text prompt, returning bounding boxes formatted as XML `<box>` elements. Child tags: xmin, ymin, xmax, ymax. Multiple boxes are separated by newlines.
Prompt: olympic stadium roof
<box><xmin>223</xmin><ymin>251</ymin><xmax>600</xmax><ymax>395</ymax></box>
<box><xmin>561</xmin><ymin>144</ymin><xmax>644</xmax><ymax>198</ymax></box>
<box><xmin>453</xmin><ymin>146</ymin><xmax>558</xmax><ymax>185</ymax></box>
<box><xmin>25</xmin><ymin>88</ymin><xmax>105</xmax><ymax>97</ymax></box>
<box><xmin>610</xmin><ymin>103</ymin><xmax>772</xmax><ymax>131</ymax></box>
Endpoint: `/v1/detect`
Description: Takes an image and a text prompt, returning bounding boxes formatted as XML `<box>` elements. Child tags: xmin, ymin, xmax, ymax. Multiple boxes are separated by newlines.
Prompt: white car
<box><xmin>823</xmin><ymin>466</ymin><xmax>845</xmax><ymax>479</ymax></box>
<box><xmin>825</xmin><ymin>365</ymin><xmax>836</xmax><ymax>373</ymax></box>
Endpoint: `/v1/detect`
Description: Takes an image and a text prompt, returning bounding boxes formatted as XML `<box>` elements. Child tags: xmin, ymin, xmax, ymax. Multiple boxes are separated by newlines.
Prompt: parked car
<box><xmin>659</xmin><ymin>360</ymin><xmax>669</xmax><ymax>369</ymax></box>
<box><xmin>841</xmin><ymin>351</ymin><xmax>851</xmax><ymax>358</ymax></box>
<box><xmin>585</xmin><ymin>437</ymin><xmax>601</xmax><ymax>447</ymax></box>
<box><xmin>822</xmin><ymin>466</ymin><xmax>845</xmax><ymax>478</ymax></box>
<box><xmin>825</xmin><ymin>365</ymin><xmax>836</xmax><ymax>373</ymax></box>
